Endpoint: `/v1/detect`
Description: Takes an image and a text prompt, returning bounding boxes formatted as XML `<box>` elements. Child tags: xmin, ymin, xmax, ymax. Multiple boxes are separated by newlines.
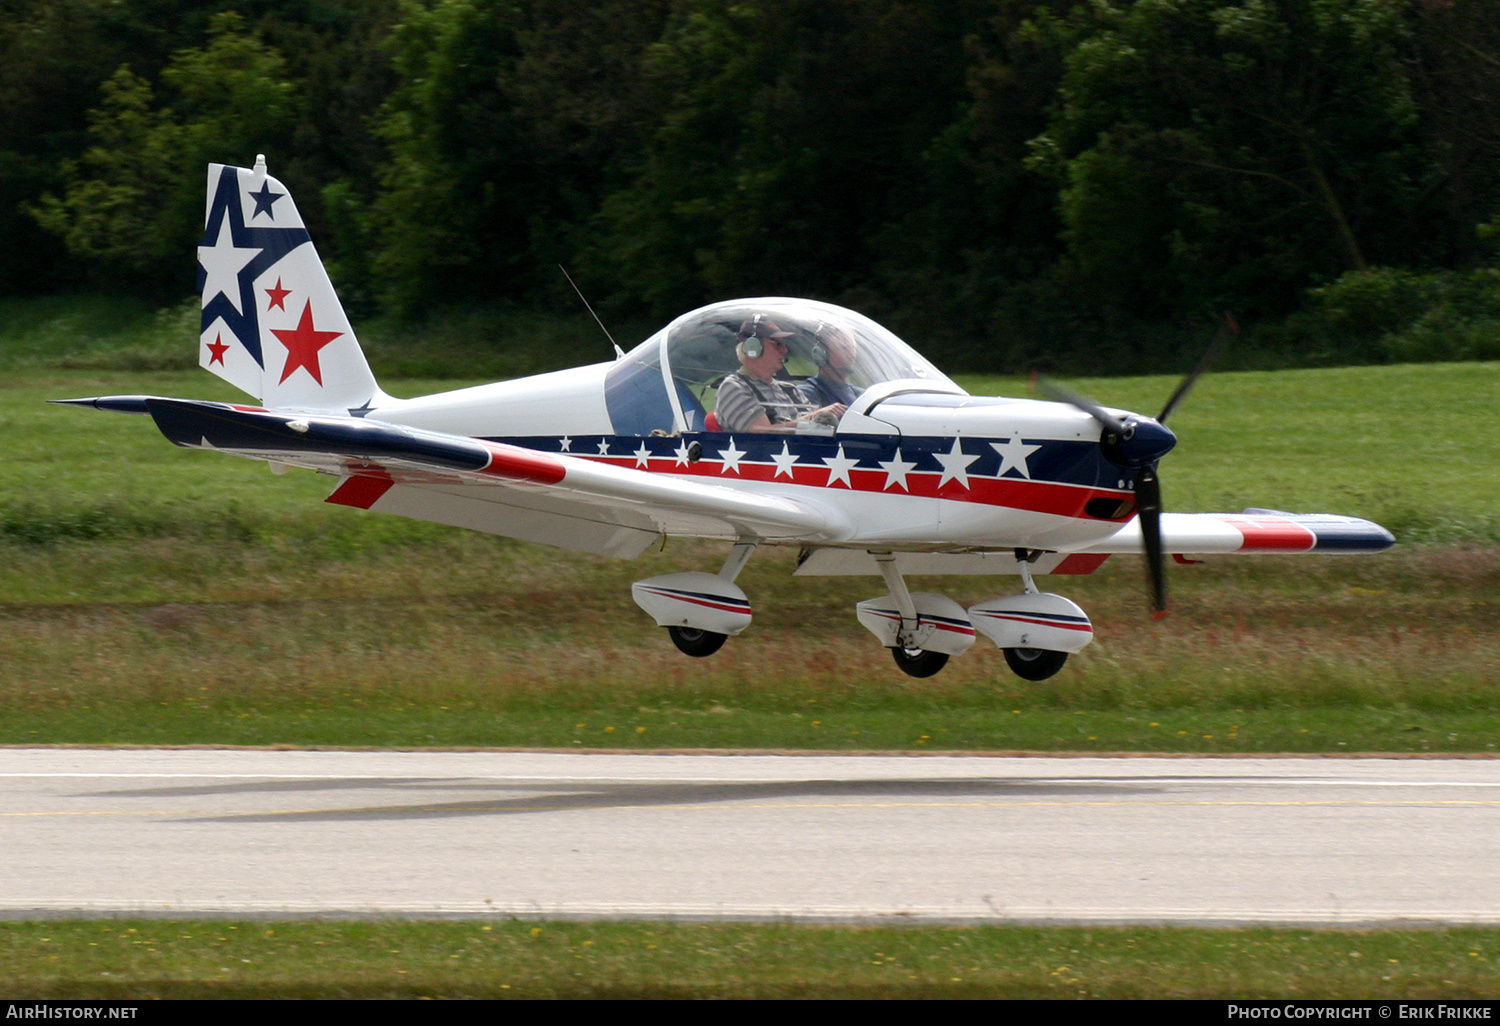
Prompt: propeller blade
<box><xmin>1036</xmin><ymin>375</ymin><xmax>1130</xmax><ymax>437</ymax></box>
<box><xmin>1136</xmin><ymin>463</ymin><xmax>1168</xmax><ymax>618</ymax></box>
<box><xmin>1156</xmin><ymin>312</ymin><xmax>1238</xmax><ymax>425</ymax></box>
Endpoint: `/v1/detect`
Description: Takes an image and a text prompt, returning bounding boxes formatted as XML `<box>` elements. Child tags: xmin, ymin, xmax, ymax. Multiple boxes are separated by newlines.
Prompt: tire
<box><xmin>667</xmin><ymin>625</ymin><xmax>727</xmax><ymax>658</ymax></box>
<box><xmin>1003</xmin><ymin>647</ymin><xmax>1068</xmax><ymax>681</ymax></box>
<box><xmin>890</xmin><ymin>647</ymin><xmax>949</xmax><ymax>678</ymax></box>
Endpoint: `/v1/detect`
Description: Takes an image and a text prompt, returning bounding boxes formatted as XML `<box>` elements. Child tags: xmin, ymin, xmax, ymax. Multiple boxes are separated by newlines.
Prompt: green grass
<box><xmin>0</xmin><ymin>534</ymin><xmax>1495</xmax><ymax>751</ymax></box>
<box><xmin>2</xmin><ymin>919</ymin><xmax>1497</xmax><ymax>998</ymax></box>
<box><xmin>1</xmin><ymin>358</ymin><xmax>1496</xmax><ymax>751</ymax></box>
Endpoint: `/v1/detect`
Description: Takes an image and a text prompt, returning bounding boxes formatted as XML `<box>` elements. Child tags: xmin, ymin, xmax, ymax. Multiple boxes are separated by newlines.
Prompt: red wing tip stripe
<box><xmin>637</xmin><ymin>587</ymin><xmax>752</xmax><ymax>614</ymax></box>
<box><xmin>1222</xmin><ymin>516</ymin><xmax>1317</xmax><ymax>551</ymax></box>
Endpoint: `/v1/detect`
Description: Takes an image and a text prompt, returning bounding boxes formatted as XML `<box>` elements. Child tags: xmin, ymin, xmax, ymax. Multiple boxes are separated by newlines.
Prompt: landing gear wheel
<box><xmin>667</xmin><ymin>625</ymin><xmax>727</xmax><ymax>658</ymax></box>
<box><xmin>1003</xmin><ymin>647</ymin><xmax>1068</xmax><ymax>681</ymax></box>
<box><xmin>890</xmin><ymin>647</ymin><xmax>949</xmax><ymax>678</ymax></box>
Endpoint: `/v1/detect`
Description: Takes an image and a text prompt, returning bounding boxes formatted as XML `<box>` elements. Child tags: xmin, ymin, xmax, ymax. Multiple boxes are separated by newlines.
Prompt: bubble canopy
<box><xmin>603</xmin><ymin>298</ymin><xmax>961</xmax><ymax>436</ymax></box>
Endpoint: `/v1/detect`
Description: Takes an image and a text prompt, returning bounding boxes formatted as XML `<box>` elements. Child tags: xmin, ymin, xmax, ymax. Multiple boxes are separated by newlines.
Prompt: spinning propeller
<box><xmin>1039</xmin><ymin>315</ymin><xmax>1237</xmax><ymax>617</ymax></box>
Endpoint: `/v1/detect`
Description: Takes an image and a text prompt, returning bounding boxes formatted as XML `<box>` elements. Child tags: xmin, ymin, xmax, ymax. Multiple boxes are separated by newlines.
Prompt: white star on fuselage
<box><xmin>633</xmin><ymin>441</ymin><xmax>652</xmax><ymax>467</ymax></box>
<box><xmin>771</xmin><ymin>441</ymin><xmax>800</xmax><ymax>478</ymax></box>
<box><xmin>717</xmin><ymin>437</ymin><xmax>747</xmax><ymax>474</ymax></box>
<box><xmin>822</xmin><ymin>445</ymin><xmax>859</xmax><ymax>488</ymax></box>
<box><xmin>558</xmin><ymin>436</ymin><xmax>572</xmax><ymax>452</ymax></box>
<box><xmin>673</xmin><ymin>440</ymin><xmax>692</xmax><ymax>467</ymax></box>
<box><xmin>596</xmin><ymin>438</ymin><xmax>611</xmax><ymax>456</ymax></box>
<box><xmin>877</xmin><ymin>449</ymin><xmax>917</xmax><ymax>491</ymax></box>
<box><xmin>197</xmin><ymin>214</ymin><xmax>258</xmax><ymax>314</ymax></box>
<box><xmin>991</xmin><ymin>435</ymin><xmax>1043</xmax><ymax>479</ymax></box>
<box><xmin>934</xmin><ymin>437</ymin><xmax>980</xmax><ymax>490</ymax></box>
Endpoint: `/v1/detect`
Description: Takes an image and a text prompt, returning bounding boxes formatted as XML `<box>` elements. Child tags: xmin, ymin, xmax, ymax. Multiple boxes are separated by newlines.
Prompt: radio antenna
<box><xmin>559</xmin><ymin>264</ymin><xmax>625</xmax><ymax>359</ymax></box>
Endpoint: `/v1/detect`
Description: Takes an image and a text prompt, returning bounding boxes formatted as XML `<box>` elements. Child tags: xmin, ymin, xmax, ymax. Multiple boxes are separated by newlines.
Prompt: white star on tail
<box><xmin>822</xmin><ymin>445</ymin><xmax>859</xmax><ymax>488</ymax></box>
<box><xmin>990</xmin><ymin>436</ymin><xmax>1043</xmax><ymax>479</ymax></box>
<box><xmin>717</xmin><ymin>437</ymin><xmax>747</xmax><ymax>474</ymax></box>
<box><xmin>934</xmin><ymin>437</ymin><xmax>980</xmax><ymax>489</ymax></box>
<box><xmin>197</xmin><ymin>215</ymin><xmax>258</xmax><ymax>314</ymax></box>
<box><xmin>878</xmin><ymin>450</ymin><xmax>916</xmax><ymax>491</ymax></box>
<box><xmin>633</xmin><ymin>442</ymin><xmax>652</xmax><ymax>468</ymax></box>
<box><xmin>771</xmin><ymin>441</ymin><xmax>800</xmax><ymax>479</ymax></box>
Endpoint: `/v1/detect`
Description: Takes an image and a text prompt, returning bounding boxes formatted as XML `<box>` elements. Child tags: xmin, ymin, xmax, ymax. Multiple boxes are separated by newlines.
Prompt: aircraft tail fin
<box><xmin>197</xmin><ymin>155</ymin><xmax>382</xmax><ymax>413</ymax></box>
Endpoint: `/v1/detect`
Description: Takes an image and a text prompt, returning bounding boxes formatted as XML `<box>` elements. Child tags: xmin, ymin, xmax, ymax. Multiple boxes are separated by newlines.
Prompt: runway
<box><xmin>1</xmin><ymin>748</ymin><xmax>1497</xmax><ymax>926</ymax></box>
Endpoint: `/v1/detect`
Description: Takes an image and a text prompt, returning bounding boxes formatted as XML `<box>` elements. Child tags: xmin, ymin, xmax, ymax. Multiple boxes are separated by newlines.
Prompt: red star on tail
<box><xmin>271</xmin><ymin>300</ymin><xmax>342</xmax><ymax>385</ymax></box>
<box><xmin>265</xmin><ymin>278</ymin><xmax>291</xmax><ymax>311</ymax></box>
<box><xmin>205</xmin><ymin>333</ymin><xmax>230</xmax><ymax>366</ymax></box>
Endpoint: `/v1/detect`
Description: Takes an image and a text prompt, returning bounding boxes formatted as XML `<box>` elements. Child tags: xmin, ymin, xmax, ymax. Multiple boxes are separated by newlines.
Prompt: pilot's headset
<box><xmin>809</xmin><ymin>321</ymin><xmax>830</xmax><ymax>367</ymax></box>
<box><xmin>739</xmin><ymin>313</ymin><xmax>772</xmax><ymax>359</ymax></box>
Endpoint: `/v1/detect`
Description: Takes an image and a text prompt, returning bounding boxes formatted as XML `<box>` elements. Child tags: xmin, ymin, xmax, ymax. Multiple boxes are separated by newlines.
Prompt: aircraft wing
<box><xmin>1076</xmin><ymin>511</ymin><xmax>1395</xmax><ymax>555</ymax></box>
<box><xmin>133</xmin><ymin>398</ymin><xmax>854</xmax><ymax>558</ymax></box>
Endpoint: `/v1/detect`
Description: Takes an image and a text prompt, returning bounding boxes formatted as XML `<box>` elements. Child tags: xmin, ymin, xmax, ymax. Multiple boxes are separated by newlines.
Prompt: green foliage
<box><xmin>29</xmin><ymin>13</ymin><xmax>301</xmax><ymax>293</ymax></box>
<box><xmin>1030</xmin><ymin>0</ymin><xmax>1437</xmax><ymax>320</ymax></box>
<box><xmin>370</xmin><ymin>0</ymin><xmax>672</xmax><ymax>314</ymax></box>
<box><xmin>6</xmin><ymin>2</ymin><xmax>1500</xmax><ymax>371</ymax></box>
<box><xmin>590</xmin><ymin>0</ymin><xmax>984</xmax><ymax>317</ymax></box>
<box><xmin>1266</xmin><ymin>266</ymin><xmax>1500</xmax><ymax>365</ymax></box>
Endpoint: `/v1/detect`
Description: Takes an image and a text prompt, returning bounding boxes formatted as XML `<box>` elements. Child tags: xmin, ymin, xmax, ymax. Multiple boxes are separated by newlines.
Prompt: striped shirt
<box><xmin>715</xmin><ymin>372</ymin><xmax>812</xmax><ymax>432</ymax></box>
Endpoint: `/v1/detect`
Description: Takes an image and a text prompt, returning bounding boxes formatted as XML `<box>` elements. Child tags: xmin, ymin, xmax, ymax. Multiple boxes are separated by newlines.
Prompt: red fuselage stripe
<box><xmin>580</xmin><ymin>454</ymin><xmax>1130</xmax><ymax>519</ymax></box>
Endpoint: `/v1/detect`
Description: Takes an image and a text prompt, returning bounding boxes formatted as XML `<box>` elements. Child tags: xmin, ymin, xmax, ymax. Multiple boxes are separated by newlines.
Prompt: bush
<box><xmin>1267</xmin><ymin>266</ymin><xmax>1500</xmax><ymax>365</ymax></box>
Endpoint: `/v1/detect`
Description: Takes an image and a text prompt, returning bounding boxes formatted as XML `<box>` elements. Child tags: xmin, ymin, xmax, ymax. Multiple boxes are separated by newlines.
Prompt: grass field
<box><xmin>0</xmin><ymin>360</ymin><xmax>1496</xmax><ymax>751</ymax></box>
<box><xmin>3</xmin><ymin>919</ymin><xmax>1498</xmax><ymax>999</ymax></box>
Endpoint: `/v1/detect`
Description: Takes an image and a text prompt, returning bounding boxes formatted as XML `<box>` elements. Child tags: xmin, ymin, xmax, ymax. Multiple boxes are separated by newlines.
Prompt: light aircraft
<box><xmin>58</xmin><ymin>158</ymin><xmax>1395</xmax><ymax>680</ymax></box>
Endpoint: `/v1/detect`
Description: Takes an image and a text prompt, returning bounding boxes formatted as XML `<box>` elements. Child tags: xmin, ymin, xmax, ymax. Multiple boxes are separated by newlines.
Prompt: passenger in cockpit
<box><xmin>714</xmin><ymin>316</ymin><xmax>846</xmax><ymax>432</ymax></box>
<box><xmin>799</xmin><ymin>322</ymin><xmax>864</xmax><ymax>408</ymax></box>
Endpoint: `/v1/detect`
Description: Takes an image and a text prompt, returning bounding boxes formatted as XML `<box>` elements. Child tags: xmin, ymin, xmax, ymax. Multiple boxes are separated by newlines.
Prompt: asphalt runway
<box><xmin>1</xmin><ymin>748</ymin><xmax>1497</xmax><ymax>925</ymax></box>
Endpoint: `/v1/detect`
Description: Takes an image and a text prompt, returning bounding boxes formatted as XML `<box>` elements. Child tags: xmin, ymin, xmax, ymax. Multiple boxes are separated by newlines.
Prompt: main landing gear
<box><xmin>636</xmin><ymin>543</ymin><xmax>1091</xmax><ymax>682</ymax></box>
<box><xmin>667</xmin><ymin>625</ymin><xmax>727</xmax><ymax>658</ymax></box>
<box><xmin>1002</xmin><ymin>647</ymin><xmax>1070</xmax><ymax>682</ymax></box>
<box><xmin>855</xmin><ymin>550</ymin><xmax>1092</xmax><ymax>680</ymax></box>
<box><xmin>632</xmin><ymin>540</ymin><xmax>756</xmax><ymax>657</ymax></box>
<box><xmin>891</xmin><ymin>646</ymin><xmax>950</xmax><ymax>678</ymax></box>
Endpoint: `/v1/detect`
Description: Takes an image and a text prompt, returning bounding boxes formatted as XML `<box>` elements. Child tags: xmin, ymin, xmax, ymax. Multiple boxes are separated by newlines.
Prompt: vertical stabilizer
<box><xmin>197</xmin><ymin>156</ymin><xmax>381</xmax><ymax>412</ymax></box>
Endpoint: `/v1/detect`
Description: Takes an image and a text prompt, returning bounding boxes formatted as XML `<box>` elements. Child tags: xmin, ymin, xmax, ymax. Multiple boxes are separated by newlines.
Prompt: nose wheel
<box><xmin>1003</xmin><ymin>647</ymin><xmax>1068</xmax><ymax>681</ymax></box>
<box><xmin>890</xmin><ymin>647</ymin><xmax>949</xmax><ymax>678</ymax></box>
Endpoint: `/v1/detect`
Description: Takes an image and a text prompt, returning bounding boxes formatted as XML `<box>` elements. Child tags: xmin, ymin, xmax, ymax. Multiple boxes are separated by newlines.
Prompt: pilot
<box><xmin>799</xmin><ymin>322</ymin><xmax>864</xmax><ymax>408</ymax></box>
<box><xmin>714</xmin><ymin>316</ymin><xmax>846</xmax><ymax>432</ymax></box>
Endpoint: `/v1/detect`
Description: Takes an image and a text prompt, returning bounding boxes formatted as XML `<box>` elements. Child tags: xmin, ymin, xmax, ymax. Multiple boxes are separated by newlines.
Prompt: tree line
<box><xmin>5</xmin><ymin>0</ymin><xmax>1500</xmax><ymax>371</ymax></box>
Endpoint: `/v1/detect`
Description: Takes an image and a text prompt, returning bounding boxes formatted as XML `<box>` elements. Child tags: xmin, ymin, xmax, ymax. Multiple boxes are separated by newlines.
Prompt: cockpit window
<box><xmin>603</xmin><ymin>297</ymin><xmax>960</xmax><ymax>434</ymax></box>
